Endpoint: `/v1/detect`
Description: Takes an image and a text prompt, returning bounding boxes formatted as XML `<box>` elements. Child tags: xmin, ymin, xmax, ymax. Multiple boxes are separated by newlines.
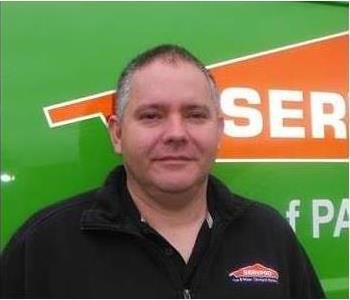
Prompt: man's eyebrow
<box><xmin>134</xmin><ymin>104</ymin><xmax>165</xmax><ymax>112</ymax></box>
<box><xmin>183</xmin><ymin>104</ymin><xmax>209</xmax><ymax>109</ymax></box>
<box><xmin>133</xmin><ymin>103</ymin><xmax>211</xmax><ymax>113</ymax></box>
<box><xmin>182</xmin><ymin>104</ymin><xmax>211</xmax><ymax>112</ymax></box>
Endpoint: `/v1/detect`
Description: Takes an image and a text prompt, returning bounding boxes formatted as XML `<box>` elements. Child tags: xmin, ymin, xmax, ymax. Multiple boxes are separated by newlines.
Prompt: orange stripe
<box><xmin>49</xmin><ymin>94</ymin><xmax>115</xmax><ymax>123</ymax></box>
<box><xmin>47</xmin><ymin>35</ymin><xmax>348</xmax><ymax>159</ymax></box>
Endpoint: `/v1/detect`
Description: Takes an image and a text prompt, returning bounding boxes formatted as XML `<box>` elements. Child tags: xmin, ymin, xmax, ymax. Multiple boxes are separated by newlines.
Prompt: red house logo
<box><xmin>229</xmin><ymin>263</ymin><xmax>279</xmax><ymax>283</ymax></box>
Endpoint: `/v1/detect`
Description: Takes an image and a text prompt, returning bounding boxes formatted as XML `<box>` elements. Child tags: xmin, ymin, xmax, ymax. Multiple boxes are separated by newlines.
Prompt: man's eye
<box><xmin>187</xmin><ymin>111</ymin><xmax>208</xmax><ymax>119</ymax></box>
<box><xmin>139</xmin><ymin>112</ymin><xmax>162</xmax><ymax>120</ymax></box>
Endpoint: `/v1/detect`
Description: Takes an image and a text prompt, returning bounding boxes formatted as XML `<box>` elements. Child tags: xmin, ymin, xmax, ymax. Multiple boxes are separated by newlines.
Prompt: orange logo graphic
<box><xmin>44</xmin><ymin>32</ymin><xmax>348</xmax><ymax>162</ymax></box>
<box><xmin>229</xmin><ymin>263</ymin><xmax>279</xmax><ymax>282</ymax></box>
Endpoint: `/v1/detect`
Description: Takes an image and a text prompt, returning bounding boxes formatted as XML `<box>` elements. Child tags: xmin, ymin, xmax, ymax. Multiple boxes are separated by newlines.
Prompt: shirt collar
<box><xmin>81</xmin><ymin>165</ymin><xmax>252</xmax><ymax>231</ymax></box>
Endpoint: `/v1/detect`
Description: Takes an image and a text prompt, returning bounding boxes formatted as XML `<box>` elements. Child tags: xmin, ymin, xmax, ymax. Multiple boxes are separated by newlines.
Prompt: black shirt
<box><xmin>121</xmin><ymin>184</ymin><xmax>213</xmax><ymax>289</ymax></box>
<box><xmin>1</xmin><ymin>166</ymin><xmax>326</xmax><ymax>298</ymax></box>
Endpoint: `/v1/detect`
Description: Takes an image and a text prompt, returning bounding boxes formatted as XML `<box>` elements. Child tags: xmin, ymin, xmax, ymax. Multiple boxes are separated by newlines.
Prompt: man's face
<box><xmin>109</xmin><ymin>59</ymin><xmax>223</xmax><ymax>194</ymax></box>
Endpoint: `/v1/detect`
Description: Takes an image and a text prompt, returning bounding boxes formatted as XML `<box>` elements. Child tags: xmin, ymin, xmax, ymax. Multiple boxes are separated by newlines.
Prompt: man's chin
<box><xmin>150</xmin><ymin>174</ymin><xmax>205</xmax><ymax>194</ymax></box>
<box><xmin>146</xmin><ymin>164</ymin><xmax>209</xmax><ymax>193</ymax></box>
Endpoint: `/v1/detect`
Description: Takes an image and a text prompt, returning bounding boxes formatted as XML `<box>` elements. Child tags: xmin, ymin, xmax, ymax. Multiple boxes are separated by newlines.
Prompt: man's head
<box><xmin>116</xmin><ymin>44</ymin><xmax>220</xmax><ymax>119</ymax></box>
<box><xmin>109</xmin><ymin>44</ymin><xmax>223</xmax><ymax>195</ymax></box>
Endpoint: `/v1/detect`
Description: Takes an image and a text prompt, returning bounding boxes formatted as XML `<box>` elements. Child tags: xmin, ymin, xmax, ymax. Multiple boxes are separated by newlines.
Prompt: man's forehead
<box><xmin>132</xmin><ymin>58</ymin><xmax>206</xmax><ymax>81</ymax></box>
<box><xmin>131</xmin><ymin>61</ymin><xmax>209</xmax><ymax>95</ymax></box>
<box><xmin>125</xmin><ymin>58</ymin><xmax>215</xmax><ymax>111</ymax></box>
<box><xmin>134</xmin><ymin>102</ymin><xmax>211</xmax><ymax>111</ymax></box>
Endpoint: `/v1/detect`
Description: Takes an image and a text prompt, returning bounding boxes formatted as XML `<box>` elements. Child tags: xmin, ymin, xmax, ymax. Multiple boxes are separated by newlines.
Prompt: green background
<box><xmin>1</xmin><ymin>2</ymin><xmax>348</xmax><ymax>298</ymax></box>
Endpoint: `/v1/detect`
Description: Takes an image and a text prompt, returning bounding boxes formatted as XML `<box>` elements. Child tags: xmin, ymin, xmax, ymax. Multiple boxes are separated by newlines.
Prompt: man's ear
<box><xmin>108</xmin><ymin>115</ymin><xmax>123</xmax><ymax>154</ymax></box>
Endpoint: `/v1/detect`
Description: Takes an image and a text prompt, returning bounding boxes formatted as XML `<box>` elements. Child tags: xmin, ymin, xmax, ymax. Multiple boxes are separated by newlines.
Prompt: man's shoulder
<box><xmin>232</xmin><ymin>194</ymin><xmax>296</xmax><ymax>241</ymax></box>
<box><xmin>209</xmin><ymin>175</ymin><xmax>290</xmax><ymax>232</ymax></box>
<box><xmin>248</xmin><ymin>200</ymin><xmax>288</xmax><ymax>226</ymax></box>
<box><xmin>2</xmin><ymin>189</ymin><xmax>98</xmax><ymax>254</ymax></box>
<box><xmin>256</xmin><ymin>201</ymin><xmax>295</xmax><ymax>236</ymax></box>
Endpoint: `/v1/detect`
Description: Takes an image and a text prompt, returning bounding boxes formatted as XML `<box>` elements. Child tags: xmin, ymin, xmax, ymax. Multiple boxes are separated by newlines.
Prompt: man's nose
<box><xmin>162</xmin><ymin>116</ymin><xmax>188</xmax><ymax>145</ymax></box>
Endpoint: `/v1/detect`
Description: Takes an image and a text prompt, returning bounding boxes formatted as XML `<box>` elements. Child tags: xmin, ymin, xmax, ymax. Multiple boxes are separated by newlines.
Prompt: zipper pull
<box><xmin>183</xmin><ymin>289</ymin><xmax>191</xmax><ymax>299</ymax></box>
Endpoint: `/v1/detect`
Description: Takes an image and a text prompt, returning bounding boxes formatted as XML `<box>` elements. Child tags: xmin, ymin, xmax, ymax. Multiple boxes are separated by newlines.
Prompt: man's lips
<box><xmin>152</xmin><ymin>156</ymin><xmax>195</xmax><ymax>161</ymax></box>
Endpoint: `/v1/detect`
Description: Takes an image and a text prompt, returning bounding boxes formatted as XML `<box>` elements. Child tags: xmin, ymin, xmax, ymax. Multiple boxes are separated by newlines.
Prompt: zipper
<box><xmin>189</xmin><ymin>221</ymin><xmax>228</xmax><ymax>295</ymax></box>
<box><xmin>183</xmin><ymin>289</ymin><xmax>191</xmax><ymax>299</ymax></box>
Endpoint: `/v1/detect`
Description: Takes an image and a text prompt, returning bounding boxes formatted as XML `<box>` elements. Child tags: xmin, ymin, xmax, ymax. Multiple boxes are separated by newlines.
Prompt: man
<box><xmin>1</xmin><ymin>45</ymin><xmax>325</xmax><ymax>298</ymax></box>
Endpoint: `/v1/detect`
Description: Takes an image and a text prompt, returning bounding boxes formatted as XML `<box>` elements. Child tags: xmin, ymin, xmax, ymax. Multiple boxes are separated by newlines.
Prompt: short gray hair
<box><xmin>115</xmin><ymin>44</ymin><xmax>219</xmax><ymax>118</ymax></box>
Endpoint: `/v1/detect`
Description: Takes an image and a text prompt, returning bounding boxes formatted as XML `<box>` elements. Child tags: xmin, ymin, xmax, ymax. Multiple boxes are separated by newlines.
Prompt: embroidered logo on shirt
<box><xmin>229</xmin><ymin>263</ymin><xmax>279</xmax><ymax>283</ymax></box>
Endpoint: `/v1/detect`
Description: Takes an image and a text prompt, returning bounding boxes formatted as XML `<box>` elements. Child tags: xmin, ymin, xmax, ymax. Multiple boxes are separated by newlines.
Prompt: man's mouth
<box><xmin>153</xmin><ymin>156</ymin><xmax>195</xmax><ymax>162</ymax></box>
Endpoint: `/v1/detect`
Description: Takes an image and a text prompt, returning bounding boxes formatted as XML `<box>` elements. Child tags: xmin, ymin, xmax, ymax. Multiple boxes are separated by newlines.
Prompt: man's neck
<box><xmin>126</xmin><ymin>175</ymin><xmax>208</xmax><ymax>262</ymax></box>
<box><xmin>126</xmin><ymin>176</ymin><xmax>208</xmax><ymax>228</ymax></box>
